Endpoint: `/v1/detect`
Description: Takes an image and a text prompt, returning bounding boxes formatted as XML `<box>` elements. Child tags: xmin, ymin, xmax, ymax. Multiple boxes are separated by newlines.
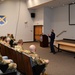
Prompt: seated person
<box><xmin>16</xmin><ymin>44</ymin><xmax>49</xmax><ymax>75</ymax></box>
<box><xmin>9</xmin><ymin>39</ymin><xmax>14</xmax><ymax>47</ymax></box>
<box><xmin>10</xmin><ymin>34</ymin><xmax>15</xmax><ymax>40</ymax></box>
<box><xmin>0</xmin><ymin>54</ymin><xmax>17</xmax><ymax>73</ymax></box>
<box><xmin>0</xmin><ymin>36</ymin><xmax>6</xmax><ymax>44</ymax></box>
<box><xmin>24</xmin><ymin>45</ymin><xmax>49</xmax><ymax>75</ymax></box>
<box><xmin>0</xmin><ymin>36</ymin><xmax>10</xmax><ymax>47</ymax></box>
<box><xmin>6</xmin><ymin>34</ymin><xmax>11</xmax><ymax>43</ymax></box>
<box><xmin>25</xmin><ymin>45</ymin><xmax>49</xmax><ymax>65</ymax></box>
<box><xmin>9</xmin><ymin>34</ymin><xmax>15</xmax><ymax>47</ymax></box>
<box><xmin>14</xmin><ymin>39</ymin><xmax>24</xmax><ymax>52</ymax></box>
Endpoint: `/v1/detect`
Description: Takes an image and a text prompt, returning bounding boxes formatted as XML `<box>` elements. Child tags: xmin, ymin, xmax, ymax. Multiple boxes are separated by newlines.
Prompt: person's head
<box><xmin>29</xmin><ymin>45</ymin><xmax>36</xmax><ymax>53</ymax></box>
<box><xmin>51</xmin><ymin>29</ymin><xmax>54</xmax><ymax>32</ymax></box>
<box><xmin>17</xmin><ymin>39</ymin><xmax>23</xmax><ymax>45</ymax></box>
<box><xmin>0</xmin><ymin>36</ymin><xmax>4</xmax><ymax>41</ymax></box>
<box><xmin>10</xmin><ymin>34</ymin><xmax>14</xmax><ymax>38</ymax></box>
<box><xmin>7</xmin><ymin>34</ymin><xmax>11</xmax><ymax>37</ymax></box>
<box><xmin>3</xmin><ymin>36</ymin><xmax>7</xmax><ymax>42</ymax></box>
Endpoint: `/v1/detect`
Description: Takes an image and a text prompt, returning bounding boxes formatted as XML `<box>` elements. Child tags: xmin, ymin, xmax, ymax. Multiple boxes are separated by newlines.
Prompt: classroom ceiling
<box><xmin>0</xmin><ymin>0</ymin><xmax>75</xmax><ymax>8</ymax></box>
<box><xmin>45</xmin><ymin>0</ymin><xmax>75</xmax><ymax>8</ymax></box>
<box><xmin>27</xmin><ymin>0</ymin><xmax>75</xmax><ymax>9</ymax></box>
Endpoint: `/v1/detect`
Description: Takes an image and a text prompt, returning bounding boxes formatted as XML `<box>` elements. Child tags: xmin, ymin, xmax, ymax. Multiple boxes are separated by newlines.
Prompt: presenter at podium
<box><xmin>48</xmin><ymin>29</ymin><xmax>56</xmax><ymax>54</ymax></box>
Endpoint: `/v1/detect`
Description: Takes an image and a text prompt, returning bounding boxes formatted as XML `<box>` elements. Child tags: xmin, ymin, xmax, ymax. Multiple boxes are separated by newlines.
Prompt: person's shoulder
<box><xmin>23</xmin><ymin>50</ymin><xmax>31</xmax><ymax>54</ymax></box>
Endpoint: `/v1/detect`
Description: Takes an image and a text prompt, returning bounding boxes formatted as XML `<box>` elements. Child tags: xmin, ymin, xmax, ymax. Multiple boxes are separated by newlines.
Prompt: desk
<box><xmin>55</xmin><ymin>41</ymin><xmax>75</xmax><ymax>52</ymax></box>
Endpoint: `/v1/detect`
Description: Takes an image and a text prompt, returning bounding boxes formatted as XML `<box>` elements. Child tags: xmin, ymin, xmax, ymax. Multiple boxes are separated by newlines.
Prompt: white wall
<box><xmin>33</xmin><ymin>7</ymin><xmax>44</xmax><ymax>34</ymax></box>
<box><xmin>48</xmin><ymin>5</ymin><xmax>75</xmax><ymax>40</ymax></box>
<box><xmin>33</xmin><ymin>7</ymin><xmax>44</xmax><ymax>25</ymax></box>
<box><xmin>0</xmin><ymin>0</ymin><xmax>19</xmax><ymax>36</ymax></box>
<box><xmin>32</xmin><ymin>7</ymin><xmax>52</xmax><ymax>35</ymax></box>
<box><xmin>44</xmin><ymin>7</ymin><xmax>52</xmax><ymax>35</ymax></box>
<box><xmin>16</xmin><ymin>0</ymin><xmax>33</xmax><ymax>42</ymax></box>
<box><xmin>52</xmin><ymin>6</ymin><xmax>74</xmax><ymax>39</ymax></box>
<box><xmin>1</xmin><ymin>0</ymin><xmax>75</xmax><ymax>42</ymax></box>
<box><xmin>0</xmin><ymin>0</ymin><xmax>33</xmax><ymax>42</ymax></box>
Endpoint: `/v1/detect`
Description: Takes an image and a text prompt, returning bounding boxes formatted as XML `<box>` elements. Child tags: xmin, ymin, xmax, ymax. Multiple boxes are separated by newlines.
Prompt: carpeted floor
<box><xmin>0</xmin><ymin>42</ymin><xmax>75</xmax><ymax>75</ymax></box>
<box><xmin>23</xmin><ymin>42</ymin><xmax>75</xmax><ymax>75</ymax></box>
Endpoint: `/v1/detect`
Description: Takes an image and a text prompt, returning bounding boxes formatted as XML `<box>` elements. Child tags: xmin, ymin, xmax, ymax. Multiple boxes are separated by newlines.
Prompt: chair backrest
<box><xmin>0</xmin><ymin>44</ymin><xmax>6</xmax><ymax>56</ymax></box>
<box><xmin>0</xmin><ymin>43</ymin><xmax>33</xmax><ymax>75</ymax></box>
<box><xmin>0</xmin><ymin>64</ymin><xmax>8</xmax><ymax>73</ymax></box>
<box><xmin>1</xmin><ymin>71</ymin><xmax>17</xmax><ymax>75</ymax></box>
<box><xmin>16</xmin><ymin>51</ymin><xmax>26</xmax><ymax>74</ymax></box>
<box><xmin>22</xmin><ymin>53</ymin><xmax>33</xmax><ymax>75</ymax></box>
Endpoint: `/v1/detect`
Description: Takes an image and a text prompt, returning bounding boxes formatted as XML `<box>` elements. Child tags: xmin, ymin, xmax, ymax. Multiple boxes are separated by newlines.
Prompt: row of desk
<box><xmin>0</xmin><ymin>43</ymin><xmax>33</xmax><ymax>75</ymax></box>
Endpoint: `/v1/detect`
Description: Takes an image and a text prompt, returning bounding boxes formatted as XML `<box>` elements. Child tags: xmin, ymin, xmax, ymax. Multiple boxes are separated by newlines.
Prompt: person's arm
<box><xmin>30</xmin><ymin>57</ymin><xmax>37</xmax><ymax>67</ymax></box>
<box><xmin>48</xmin><ymin>34</ymin><xmax>51</xmax><ymax>38</ymax></box>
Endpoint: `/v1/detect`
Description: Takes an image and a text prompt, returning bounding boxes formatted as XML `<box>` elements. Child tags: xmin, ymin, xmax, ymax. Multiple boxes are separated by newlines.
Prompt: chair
<box><xmin>0</xmin><ymin>63</ymin><xmax>8</xmax><ymax>73</ymax></box>
<box><xmin>32</xmin><ymin>64</ymin><xmax>45</xmax><ymax>75</ymax></box>
<box><xmin>0</xmin><ymin>63</ymin><xmax>17</xmax><ymax>75</ymax></box>
<box><xmin>16</xmin><ymin>51</ymin><xmax>25</xmax><ymax>74</ymax></box>
<box><xmin>0</xmin><ymin>71</ymin><xmax>17</xmax><ymax>75</ymax></box>
<box><xmin>22</xmin><ymin>53</ymin><xmax>33</xmax><ymax>75</ymax></box>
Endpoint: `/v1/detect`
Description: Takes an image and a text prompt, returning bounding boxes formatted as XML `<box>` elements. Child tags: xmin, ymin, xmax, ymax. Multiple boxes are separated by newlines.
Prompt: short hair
<box><xmin>29</xmin><ymin>45</ymin><xmax>36</xmax><ymax>52</ymax></box>
<box><xmin>18</xmin><ymin>39</ymin><xmax>23</xmax><ymax>44</ymax></box>
<box><xmin>52</xmin><ymin>29</ymin><xmax>54</xmax><ymax>32</ymax></box>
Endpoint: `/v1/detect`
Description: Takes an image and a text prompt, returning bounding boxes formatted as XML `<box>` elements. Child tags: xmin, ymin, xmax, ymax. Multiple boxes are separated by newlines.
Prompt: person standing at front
<box><xmin>48</xmin><ymin>29</ymin><xmax>56</xmax><ymax>54</ymax></box>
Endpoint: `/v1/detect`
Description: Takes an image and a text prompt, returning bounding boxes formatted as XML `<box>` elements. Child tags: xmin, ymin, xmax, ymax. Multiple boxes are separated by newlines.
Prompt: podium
<box><xmin>40</xmin><ymin>34</ymin><xmax>48</xmax><ymax>47</ymax></box>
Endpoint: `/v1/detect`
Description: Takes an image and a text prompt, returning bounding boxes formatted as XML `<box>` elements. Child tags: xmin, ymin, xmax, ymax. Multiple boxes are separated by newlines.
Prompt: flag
<box><xmin>0</xmin><ymin>15</ymin><xmax>6</xmax><ymax>26</ymax></box>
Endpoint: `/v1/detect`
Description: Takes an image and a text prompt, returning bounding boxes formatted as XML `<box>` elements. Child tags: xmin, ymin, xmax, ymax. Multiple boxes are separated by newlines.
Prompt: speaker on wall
<box><xmin>31</xmin><ymin>13</ymin><xmax>35</xmax><ymax>18</ymax></box>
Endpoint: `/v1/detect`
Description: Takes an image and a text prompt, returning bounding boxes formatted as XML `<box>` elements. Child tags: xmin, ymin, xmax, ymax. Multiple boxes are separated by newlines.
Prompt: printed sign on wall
<box><xmin>0</xmin><ymin>15</ymin><xmax>7</xmax><ymax>26</ymax></box>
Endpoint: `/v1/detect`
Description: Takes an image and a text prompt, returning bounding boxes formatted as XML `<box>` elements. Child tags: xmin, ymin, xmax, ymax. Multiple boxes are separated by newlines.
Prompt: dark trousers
<box><xmin>50</xmin><ymin>41</ymin><xmax>55</xmax><ymax>53</ymax></box>
<box><xmin>0</xmin><ymin>64</ymin><xmax>8</xmax><ymax>73</ymax></box>
<box><xmin>0</xmin><ymin>63</ymin><xmax>17</xmax><ymax>75</ymax></box>
<box><xmin>32</xmin><ymin>64</ymin><xmax>45</xmax><ymax>75</ymax></box>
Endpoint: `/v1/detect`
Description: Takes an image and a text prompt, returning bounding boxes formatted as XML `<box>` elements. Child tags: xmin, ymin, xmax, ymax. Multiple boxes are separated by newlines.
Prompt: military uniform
<box><xmin>23</xmin><ymin>50</ymin><xmax>48</xmax><ymax>65</ymax></box>
<box><xmin>0</xmin><ymin>54</ymin><xmax>17</xmax><ymax>73</ymax></box>
<box><xmin>14</xmin><ymin>45</ymin><xmax>24</xmax><ymax>52</ymax></box>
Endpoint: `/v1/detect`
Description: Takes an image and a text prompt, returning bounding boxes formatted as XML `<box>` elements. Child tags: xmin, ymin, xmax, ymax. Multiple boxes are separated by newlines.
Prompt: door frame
<box><xmin>33</xmin><ymin>25</ymin><xmax>43</xmax><ymax>41</ymax></box>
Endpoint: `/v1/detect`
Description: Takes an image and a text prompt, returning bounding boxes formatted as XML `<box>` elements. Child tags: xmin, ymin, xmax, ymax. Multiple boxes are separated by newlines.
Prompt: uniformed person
<box><xmin>0</xmin><ymin>54</ymin><xmax>17</xmax><ymax>73</ymax></box>
<box><xmin>14</xmin><ymin>39</ymin><xmax>24</xmax><ymax>52</ymax></box>
<box><xmin>23</xmin><ymin>45</ymin><xmax>49</xmax><ymax>75</ymax></box>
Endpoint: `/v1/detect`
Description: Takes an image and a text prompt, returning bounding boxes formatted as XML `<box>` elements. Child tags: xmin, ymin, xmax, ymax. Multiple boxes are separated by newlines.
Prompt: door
<box><xmin>34</xmin><ymin>25</ymin><xmax>42</xmax><ymax>41</ymax></box>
